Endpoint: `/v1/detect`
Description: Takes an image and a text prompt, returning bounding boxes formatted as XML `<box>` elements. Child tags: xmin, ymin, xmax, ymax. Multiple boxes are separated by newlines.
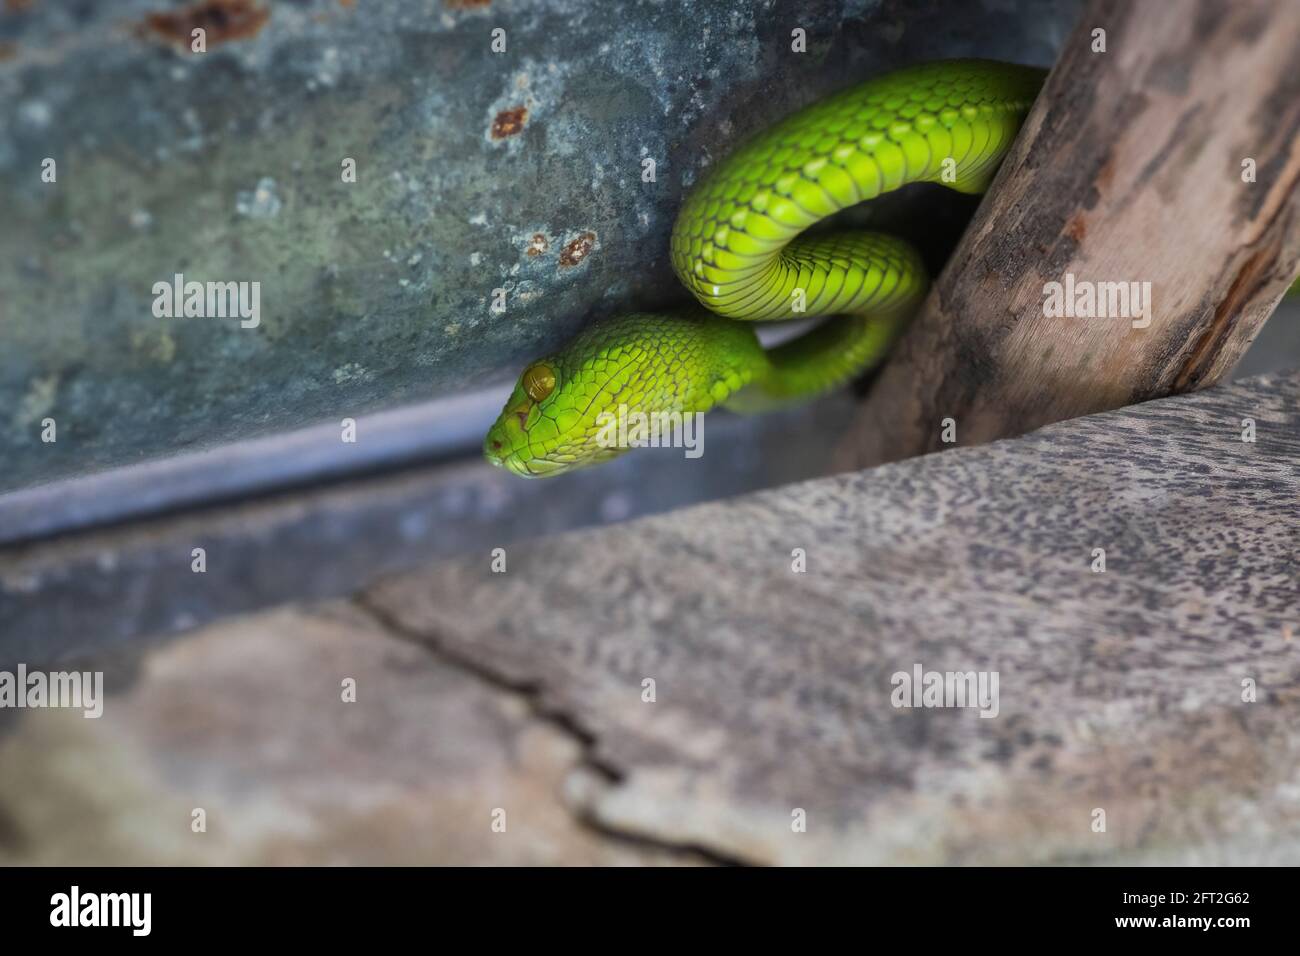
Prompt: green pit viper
<box><xmin>484</xmin><ymin>58</ymin><xmax>1287</xmax><ymax>478</ymax></box>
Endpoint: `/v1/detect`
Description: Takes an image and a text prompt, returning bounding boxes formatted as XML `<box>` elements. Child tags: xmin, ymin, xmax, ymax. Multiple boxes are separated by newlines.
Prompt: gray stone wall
<box><xmin>1</xmin><ymin>0</ymin><xmax>1081</xmax><ymax>493</ymax></box>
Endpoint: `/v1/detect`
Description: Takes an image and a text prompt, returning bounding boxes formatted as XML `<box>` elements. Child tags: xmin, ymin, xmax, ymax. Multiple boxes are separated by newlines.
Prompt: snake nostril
<box><xmin>491</xmin><ymin>440</ymin><xmax>502</xmax><ymax>451</ymax></box>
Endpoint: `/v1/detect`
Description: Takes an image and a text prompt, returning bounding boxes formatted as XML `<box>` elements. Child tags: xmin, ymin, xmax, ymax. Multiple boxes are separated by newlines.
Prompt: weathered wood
<box><xmin>362</xmin><ymin>371</ymin><xmax>1300</xmax><ymax>865</ymax></box>
<box><xmin>835</xmin><ymin>0</ymin><xmax>1300</xmax><ymax>471</ymax></box>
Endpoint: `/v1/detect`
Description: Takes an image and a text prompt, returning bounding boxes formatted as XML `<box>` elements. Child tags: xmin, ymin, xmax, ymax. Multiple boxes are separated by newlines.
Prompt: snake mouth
<box><xmin>521</xmin><ymin>458</ymin><xmax>567</xmax><ymax>477</ymax></box>
<box><xmin>494</xmin><ymin>455</ymin><xmax>567</xmax><ymax>478</ymax></box>
<box><xmin>485</xmin><ymin>437</ymin><xmax>569</xmax><ymax>478</ymax></box>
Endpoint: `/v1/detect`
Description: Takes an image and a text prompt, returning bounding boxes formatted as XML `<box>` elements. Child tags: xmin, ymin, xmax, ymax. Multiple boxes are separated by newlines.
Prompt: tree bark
<box><xmin>834</xmin><ymin>0</ymin><xmax>1300</xmax><ymax>471</ymax></box>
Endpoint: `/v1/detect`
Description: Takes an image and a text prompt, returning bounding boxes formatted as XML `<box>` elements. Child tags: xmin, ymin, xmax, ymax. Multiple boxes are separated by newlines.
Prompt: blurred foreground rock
<box><xmin>1</xmin><ymin>370</ymin><xmax>1296</xmax><ymax>864</ymax></box>
<box><xmin>0</xmin><ymin>603</ymin><xmax>688</xmax><ymax>865</ymax></box>
<box><xmin>360</xmin><ymin>370</ymin><xmax>1300</xmax><ymax>864</ymax></box>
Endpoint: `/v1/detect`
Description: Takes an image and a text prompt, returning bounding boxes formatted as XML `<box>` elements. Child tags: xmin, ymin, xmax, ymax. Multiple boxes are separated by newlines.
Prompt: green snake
<box><xmin>484</xmin><ymin>59</ymin><xmax>1047</xmax><ymax>477</ymax></box>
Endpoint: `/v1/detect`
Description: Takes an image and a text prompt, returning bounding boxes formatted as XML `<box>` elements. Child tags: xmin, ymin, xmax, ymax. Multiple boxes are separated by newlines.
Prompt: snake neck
<box><xmin>729</xmin><ymin>305</ymin><xmax>923</xmax><ymax>414</ymax></box>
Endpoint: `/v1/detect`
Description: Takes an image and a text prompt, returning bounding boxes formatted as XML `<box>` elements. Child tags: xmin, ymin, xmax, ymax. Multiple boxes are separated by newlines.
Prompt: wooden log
<box><xmin>834</xmin><ymin>0</ymin><xmax>1300</xmax><ymax>471</ymax></box>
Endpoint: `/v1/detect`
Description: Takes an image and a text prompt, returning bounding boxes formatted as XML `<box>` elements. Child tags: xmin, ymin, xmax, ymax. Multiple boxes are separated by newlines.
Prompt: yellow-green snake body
<box><xmin>486</xmin><ymin>59</ymin><xmax>1045</xmax><ymax>477</ymax></box>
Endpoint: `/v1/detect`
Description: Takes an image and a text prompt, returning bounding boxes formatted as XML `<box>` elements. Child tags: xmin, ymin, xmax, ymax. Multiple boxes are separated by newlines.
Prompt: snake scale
<box><xmin>484</xmin><ymin>59</ymin><xmax>1048</xmax><ymax>477</ymax></box>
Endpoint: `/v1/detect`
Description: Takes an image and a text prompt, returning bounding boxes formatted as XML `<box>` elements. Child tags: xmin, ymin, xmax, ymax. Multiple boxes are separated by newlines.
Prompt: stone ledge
<box><xmin>362</xmin><ymin>370</ymin><xmax>1300</xmax><ymax>864</ymax></box>
<box><xmin>2</xmin><ymin>371</ymin><xmax>1296</xmax><ymax>864</ymax></box>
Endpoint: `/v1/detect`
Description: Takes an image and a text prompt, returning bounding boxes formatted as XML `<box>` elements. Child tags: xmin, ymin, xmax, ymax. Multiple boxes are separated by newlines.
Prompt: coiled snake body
<box><xmin>485</xmin><ymin>60</ymin><xmax>1045</xmax><ymax>477</ymax></box>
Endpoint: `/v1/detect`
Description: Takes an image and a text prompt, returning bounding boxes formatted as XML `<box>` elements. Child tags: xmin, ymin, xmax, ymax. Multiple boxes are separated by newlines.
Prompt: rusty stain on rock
<box><xmin>143</xmin><ymin>0</ymin><xmax>271</xmax><ymax>49</ymax></box>
<box><xmin>490</xmin><ymin>106</ymin><xmax>528</xmax><ymax>140</ymax></box>
<box><xmin>559</xmin><ymin>232</ymin><xmax>596</xmax><ymax>268</ymax></box>
<box><xmin>526</xmin><ymin>234</ymin><xmax>548</xmax><ymax>257</ymax></box>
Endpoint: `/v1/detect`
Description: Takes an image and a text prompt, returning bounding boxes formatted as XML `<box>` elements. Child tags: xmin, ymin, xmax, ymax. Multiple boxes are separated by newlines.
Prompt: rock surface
<box><xmin>2</xmin><ymin>370</ymin><xmax>1295</xmax><ymax>864</ymax></box>
<box><xmin>0</xmin><ymin>602</ymin><xmax>694</xmax><ymax>865</ymax></box>
<box><xmin>0</xmin><ymin>0</ymin><xmax>1080</xmax><ymax>492</ymax></box>
<box><xmin>361</xmin><ymin>369</ymin><xmax>1300</xmax><ymax>864</ymax></box>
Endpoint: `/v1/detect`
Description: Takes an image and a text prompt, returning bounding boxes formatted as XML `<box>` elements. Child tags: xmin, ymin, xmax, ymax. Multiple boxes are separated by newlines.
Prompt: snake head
<box><xmin>484</xmin><ymin>360</ymin><xmax>563</xmax><ymax>478</ymax></box>
<box><xmin>483</xmin><ymin>311</ymin><xmax>756</xmax><ymax>478</ymax></box>
<box><xmin>483</xmin><ymin>355</ymin><xmax>626</xmax><ymax>478</ymax></box>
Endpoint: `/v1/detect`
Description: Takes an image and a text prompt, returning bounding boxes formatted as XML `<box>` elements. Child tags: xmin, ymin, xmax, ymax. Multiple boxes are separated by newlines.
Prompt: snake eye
<box><xmin>522</xmin><ymin>363</ymin><xmax>556</xmax><ymax>402</ymax></box>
